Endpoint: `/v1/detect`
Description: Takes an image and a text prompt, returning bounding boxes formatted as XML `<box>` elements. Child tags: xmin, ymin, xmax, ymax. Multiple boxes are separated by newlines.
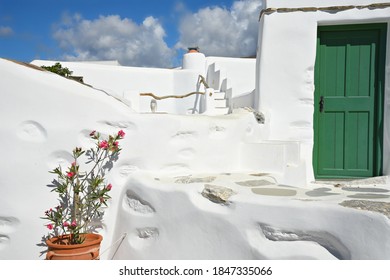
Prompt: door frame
<box><xmin>313</xmin><ymin>23</ymin><xmax>387</xmax><ymax>179</ymax></box>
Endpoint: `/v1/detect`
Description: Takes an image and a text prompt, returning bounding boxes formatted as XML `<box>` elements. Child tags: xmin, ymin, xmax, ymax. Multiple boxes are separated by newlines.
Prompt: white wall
<box><xmin>206</xmin><ymin>56</ymin><xmax>256</xmax><ymax>97</ymax></box>
<box><xmin>33</xmin><ymin>53</ymin><xmax>257</xmax><ymax>115</ymax></box>
<box><xmin>32</xmin><ymin>53</ymin><xmax>256</xmax><ymax>115</ymax></box>
<box><xmin>31</xmin><ymin>59</ymin><xmax>203</xmax><ymax>115</ymax></box>
<box><xmin>256</xmin><ymin>0</ymin><xmax>390</xmax><ymax>182</ymax></box>
<box><xmin>2</xmin><ymin>57</ymin><xmax>390</xmax><ymax>260</ymax></box>
<box><xmin>0</xmin><ymin>58</ymin><xmax>263</xmax><ymax>259</ymax></box>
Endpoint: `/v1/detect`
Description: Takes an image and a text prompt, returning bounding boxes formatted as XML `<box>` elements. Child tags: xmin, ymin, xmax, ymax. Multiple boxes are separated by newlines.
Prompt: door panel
<box><xmin>319</xmin><ymin>111</ymin><xmax>345</xmax><ymax>171</ymax></box>
<box><xmin>345</xmin><ymin>111</ymin><xmax>370</xmax><ymax>171</ymax></box>
<box><xmin>313</xmin><ymin>24</ymin><xmax>387</xmax><ymax>179</ymax></box>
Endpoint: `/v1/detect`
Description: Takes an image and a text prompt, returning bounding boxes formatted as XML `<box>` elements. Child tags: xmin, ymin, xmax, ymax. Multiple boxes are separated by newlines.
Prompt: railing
<box><xmin>138</xmin><ymin>74</ymin><xmax>217</xmax><ymax>114</ymax></box>
<box><xmin>139</xmin><ymin>91</ymin><xmax>206</xmax><ymax>100</ymax></box>
<box><xmin>198</xmin><ymin>74</ymin><xmax>210</xmax><ymax>89</ymax></box>
<box><xmin>139</xmin><ymin>75</ymin><xmax>211</xmax><ymax>100</ymax></box>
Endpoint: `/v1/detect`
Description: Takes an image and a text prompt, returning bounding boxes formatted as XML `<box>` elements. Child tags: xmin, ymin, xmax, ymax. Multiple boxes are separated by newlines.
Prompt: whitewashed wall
<box><xmin>32</xmin><ymin>53</ymin><xmax>257</xmax><ymax>115</ymax></box>
<box><xmin>2</xmin><ymin>57</ymin><xmax>390</xmax><ymax>260</ymax></box>
<box><xmin>206</xmin><ymin>56</ymin><xmax>256</xmax><ymax>96</ymax></box>
<box><xmin>32</xmin><ymin>59</ymin><xmax>204</xmax><ymax>115</ymax></box>
<box><xmin>256</xmin><ymin>0</ymin><xmax>390</xmax><ymax>182</ymax></box>
<box><xmin>0</xmin><ymin>58</ymin><xmax>262</xmax><ymax>259</ymax></box>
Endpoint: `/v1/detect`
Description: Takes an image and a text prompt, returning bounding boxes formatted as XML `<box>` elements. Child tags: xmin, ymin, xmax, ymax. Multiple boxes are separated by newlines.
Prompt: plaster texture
<box><xmin>32</xmin><ymin>53</ymin><xmax>256</xmax><ymax>116</ymax></box>
<box><xmin>256</xmin><ymin>0</ymin><xmax>390</xmax><ymax>182</ymax></box>
<box><xmin>2</xmin><ymin>1</ymin><xmax>390</xmax><ymax>258</ymax></box>
<box><xmin>2</xmin><ymin>58</ymin><xmax>390</xmax><ymax>260</ymax></box>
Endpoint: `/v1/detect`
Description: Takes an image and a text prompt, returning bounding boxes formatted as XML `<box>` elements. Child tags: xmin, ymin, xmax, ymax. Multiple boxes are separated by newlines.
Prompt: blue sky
<box><xmin>0</xmin><ymin>0</ymin><xmax>262</xmax><ymax>67</ymax></box>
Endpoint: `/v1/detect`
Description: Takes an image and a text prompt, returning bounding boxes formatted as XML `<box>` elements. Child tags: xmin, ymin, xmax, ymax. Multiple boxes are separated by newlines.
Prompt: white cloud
<box><xmin>53</xmin><ymin>14</ymin><xmax>175</xmax><ymax>68</ymax></box>
<box><xmin>52</xmin><ymin>1</ymin><xmax>262</xmax><ymax>67</ymax></box>
<box><xmin>176</xmin><ymin>0</ymin><xmax>262</xmax><ymax>57</ymax></box>
<box><xmin>0</xmin><ymin>26</ymin><xmax>13</xmax><ymax>37</ymax></box>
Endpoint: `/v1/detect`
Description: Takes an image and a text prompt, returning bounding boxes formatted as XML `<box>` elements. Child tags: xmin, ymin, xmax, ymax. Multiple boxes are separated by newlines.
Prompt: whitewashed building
<box><xmin>2</xmin><ymin>0</ymin><xmax>390</xmax><ymax>261</ymax></box>
<box><xmin>255</xmin><ymin>0</ymin><xmax>390</xmax><ymax>183</ymax></box>
<box><xmin>31</xmin><ymin>1</ymin><xmax>390</xmax><ymax>186</ymax></box>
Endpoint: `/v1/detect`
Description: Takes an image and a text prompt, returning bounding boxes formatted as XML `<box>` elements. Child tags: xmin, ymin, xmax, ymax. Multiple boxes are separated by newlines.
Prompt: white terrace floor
<box><xmin>110</xmin><ymin>171</ymin><xmax>390</xmax><ymax>260</ymax></box>
<box><xmin>155</xmin><ymin>172</ymin><xmax>390</xmax><ymax>218</ymax></box>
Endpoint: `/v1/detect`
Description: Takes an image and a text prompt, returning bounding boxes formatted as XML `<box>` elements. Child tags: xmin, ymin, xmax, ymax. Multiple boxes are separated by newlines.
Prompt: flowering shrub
<box><xmin>42</xmin><ymin>130</ymin><xmax>125</xmax><ymax>244</ymax></box>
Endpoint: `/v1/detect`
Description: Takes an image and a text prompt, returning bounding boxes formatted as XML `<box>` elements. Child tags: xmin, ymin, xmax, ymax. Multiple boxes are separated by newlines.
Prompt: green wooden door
<box><xmin>314</xmin><ymin>24</ymin><xmax>387</xmax><ymax>179</ymax></box>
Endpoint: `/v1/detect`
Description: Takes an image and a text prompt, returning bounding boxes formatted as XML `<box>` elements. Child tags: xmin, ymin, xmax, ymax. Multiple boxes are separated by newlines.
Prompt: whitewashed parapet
<box><xmin>259</xmin><ymin>2</ymin><xmax>390</xmax><ymax>18</ymax></box>
<box><xmin>200</xmin><ymin>88</ymin><xmax>216</xmax><ymax>115</ymax></box>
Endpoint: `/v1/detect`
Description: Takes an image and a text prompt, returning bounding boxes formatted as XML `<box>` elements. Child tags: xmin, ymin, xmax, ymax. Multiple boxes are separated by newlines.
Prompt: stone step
<box><xmin>214</xmin><ymin>107</ymin><xmax>230</xmax><ymax>115</ymax></box>
<box><xmin>212</xmin><ymin>91</ymin><xmax>226</xmax><ymax>99</ymax></box>
<box><xmin>239</xmin><ymin>140</ymin><xmax>306</xmax><ymax>186</ymax></box>
<box><xmin>214</xmin><ymin>98</ymin><xmax>227</xmax><ymax>107</ymax></box>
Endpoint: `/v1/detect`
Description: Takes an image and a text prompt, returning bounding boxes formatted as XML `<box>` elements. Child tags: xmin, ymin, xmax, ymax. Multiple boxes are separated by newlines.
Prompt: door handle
<box><xmin>319</xmin><ymin>96</ymin><xmax>324</xmax><ymax>113</ymax></box>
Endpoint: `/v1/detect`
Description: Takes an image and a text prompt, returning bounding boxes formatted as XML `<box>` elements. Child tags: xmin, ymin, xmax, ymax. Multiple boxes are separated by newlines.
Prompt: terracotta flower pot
<box><xmin>45</xmin><ymin>233</ymin><xmax>103</xmax><ymax>260</ymax></box>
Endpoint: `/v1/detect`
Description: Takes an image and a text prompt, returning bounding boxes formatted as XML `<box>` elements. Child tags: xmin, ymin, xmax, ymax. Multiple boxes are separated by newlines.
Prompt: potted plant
<box><xmin>42</xmin><ymin>129</ymin><xmax>125</xmax><ymax>260</ymax></box>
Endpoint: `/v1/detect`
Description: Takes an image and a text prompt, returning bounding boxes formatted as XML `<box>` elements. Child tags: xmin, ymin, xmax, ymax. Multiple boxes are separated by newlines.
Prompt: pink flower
<box><xmin>106</xmin><ymin>184</ymin><xmax>112</xmax><ymax>191</ymax></box>
<box><xmin>63</xmin><ymin>221</ymin><xmax>70</xmax><ymax>227</ymax></box>
<box><xmin>44</xmin><ymin>208</ymin><xmax>53</xmax><ymax>216</ymax></box>
<box><xmin>46</xmin><ymin>224</ymin><xmax>54</xmax><ymax>230</ymax></box>
<box><xmin>99</xmin><ymin>140</ymin><xmax>109</xmax><ymax>149</ymax></box>
<box><xmin>71</xmin><ymin>220</ymin><xmax>77</xmax><ymax>227</ymax></box>
<box><xmin>118</xmin><ymin>130</ymin><xmax>125</xmax><ymax>138</ymax></box>
<box><xmin>71</xmin><ymin>161</ymin><xmax>76</xmax><ymax>166</ymax></box>
<box><xmin>67</xmin><ymin>172</ymin><xmax>75</xmax><ymax>178</ymax></box>
<box><xmin>109</xmin><ymin>141</ymin><xmax>119</xmax><ymax>152</ymax></box>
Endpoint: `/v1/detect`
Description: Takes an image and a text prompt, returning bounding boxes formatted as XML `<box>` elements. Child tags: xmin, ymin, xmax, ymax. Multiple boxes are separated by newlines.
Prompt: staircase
<box><xmin>212</xmin><ymin>90</ymin><xmax>230</xmax><ymax>115</ymax></box>
<box><xmin>240</xmin><ymin>140</ymin><xmax>307</xmax><ymax>187</ymax></box>
<box><xmin>205</xmin><ymin>62</ymin><xmax>232</xmax><ymax>115</ymax></box>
